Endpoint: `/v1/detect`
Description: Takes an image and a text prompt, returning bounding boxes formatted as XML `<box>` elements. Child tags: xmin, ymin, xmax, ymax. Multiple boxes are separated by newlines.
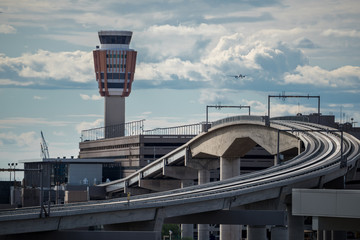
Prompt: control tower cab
<box><xmin>93</xmin><ymin>31</ymin><xmax>137</xmax><ymax>137</ymax></box>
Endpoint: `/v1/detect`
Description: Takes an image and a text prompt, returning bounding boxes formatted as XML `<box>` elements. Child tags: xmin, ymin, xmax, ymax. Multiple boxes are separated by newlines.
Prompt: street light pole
<box><xmin>13</xmin><ymin>163</ymin><xmax>17</xmax><ymax>183</ymax></box>
<box><xmin>8</xmin><ymin>163</ymin><xmax>11</xmax><ymax>181</ymax></box>
<box><xmin>7</xmin><ymin>163</ymin><xmax>17</xmax><ymax>205</ymax></box>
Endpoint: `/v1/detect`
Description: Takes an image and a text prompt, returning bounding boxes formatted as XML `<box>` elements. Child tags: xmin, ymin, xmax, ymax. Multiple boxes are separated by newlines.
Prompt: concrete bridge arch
<box><xmin>188</xmin><ymin>122</ymin><xmax>300</xmax><ymax>162</ymax></box>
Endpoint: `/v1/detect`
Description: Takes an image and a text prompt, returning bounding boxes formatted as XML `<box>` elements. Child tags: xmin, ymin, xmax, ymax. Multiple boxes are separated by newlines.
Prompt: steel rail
<box><xmin>0</xmin><ymin>123</ymin><xmax>341</xmax><ymax>211</ymax></box>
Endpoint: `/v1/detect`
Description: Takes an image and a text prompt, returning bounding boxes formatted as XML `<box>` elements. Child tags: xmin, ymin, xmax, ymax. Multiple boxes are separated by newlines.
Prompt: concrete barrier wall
<box><xmin>65</xmin><ymin>190</ymin><xmax>88</xmax><ymax>204</ymax></box>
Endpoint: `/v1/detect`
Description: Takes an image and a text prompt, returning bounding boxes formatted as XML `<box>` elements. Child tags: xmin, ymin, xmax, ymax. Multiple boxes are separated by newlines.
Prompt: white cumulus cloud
<box><xmin>80</xmin><ymin>94</ymin><xmax>101</xmax><ymax>101</ymax></box>
<box><xmin>283</xmin><ymin>65</ymin><xmax>360</xmax><ymax>88</ymax></box>
<box><xmin>0</xmin><ymin>50</ymin><xmax>93</xmax><ymax>84</ymax></box>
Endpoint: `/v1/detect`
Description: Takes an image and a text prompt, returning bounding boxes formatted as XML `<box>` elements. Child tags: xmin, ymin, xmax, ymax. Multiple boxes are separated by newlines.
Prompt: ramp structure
<box><xmin>1</xmin><ymin>117</ymin><xmax>360</xmax><ymax>240</ymax></box>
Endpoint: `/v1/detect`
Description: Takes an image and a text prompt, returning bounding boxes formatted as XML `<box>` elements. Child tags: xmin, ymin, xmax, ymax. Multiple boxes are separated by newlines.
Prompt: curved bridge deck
<box><xmin>1</xmin><ymin>119</ymin><xmax>360</xmax><ymax>237</ymax></box>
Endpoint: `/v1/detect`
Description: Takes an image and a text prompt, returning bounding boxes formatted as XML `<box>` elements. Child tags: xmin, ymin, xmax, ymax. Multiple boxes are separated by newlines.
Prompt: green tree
<box><xmin>161</xmin><ymin>224</ymin><xmax>181</xmax><ymax>239</ymax></box>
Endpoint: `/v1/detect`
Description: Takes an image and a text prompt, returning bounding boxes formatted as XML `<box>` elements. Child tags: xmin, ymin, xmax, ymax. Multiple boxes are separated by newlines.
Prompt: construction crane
<box><xmin>40</xmin><ymin>131</ymin><xmax>49</xmax><ymax>159</ymax></box>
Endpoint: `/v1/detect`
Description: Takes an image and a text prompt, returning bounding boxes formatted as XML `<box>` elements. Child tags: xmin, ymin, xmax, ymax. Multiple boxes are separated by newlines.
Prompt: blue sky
<box><xmin>0</xmin><ymin>0</ymin><xmax>360</xmax><ymax>180</ymax></box>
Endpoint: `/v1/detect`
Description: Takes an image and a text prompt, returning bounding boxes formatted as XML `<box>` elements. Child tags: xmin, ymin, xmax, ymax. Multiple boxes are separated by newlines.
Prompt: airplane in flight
<box><xmin>228</xmin><ymin>74</ymin><xmax>246</xmax><ymax>79</ymax></box>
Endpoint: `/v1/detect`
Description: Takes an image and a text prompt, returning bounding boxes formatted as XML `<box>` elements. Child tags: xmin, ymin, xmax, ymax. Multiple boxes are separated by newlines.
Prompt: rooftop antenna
<box><xmin>281</xmin><ymin>91</ymin><xmax>286</xmax><ymax>102</ymax></box>
<box><xmin>40</xmin><ymin>131</ymin><xmax>49</xmax><ymax>159</ymax></box>
<box><xmin>340</xmin><ymin>106</ymin><xmax>343</xmax><ymax>124</ymax></box>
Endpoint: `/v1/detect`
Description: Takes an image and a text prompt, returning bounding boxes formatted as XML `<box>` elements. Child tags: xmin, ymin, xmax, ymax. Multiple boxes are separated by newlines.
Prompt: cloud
<box><xmin>136</xmin><ymin>31</ymin><xmax>309</xmax><ymax>91</ymax></box>
<box><xmin>0</xmin><ymin>79</ymin><xmax>34</xmax><ymax>86</ymax></box>
<box><xmin>80</xmin><ymin>94</ymin><xmax>101</xmax><ymax>101</ymax></box>
<box><xmin>137</xmin><ymin>24</ymin><xmax>227</xmax><ymax>61</ymax></box>
<box><xmin>198</xmin><ymin>89</ymin><xmax>235</xmax><ymax>104</ymax></box>
<box><xmin>242</xmin><ymin>100</ymin><xmax>266</xmax><ymax>113</ymax></box>
<box><xmin>322</xmin><ymin>29</ymin><xmax>360</xmax><ymax>38</ymax></box>
<box><xmin>295</xmin><ymin>38</ymin><xmax>317</xmax><ymax>49</ymax></box>
<box><xmin>0</xmin><ymin>117</ymin><xmax>72</xmax><ymax>127</ymax></box>
<box><xmin>0</xmin><ymin>50</ymin><xmax>93</xmax><ymax>85</ymax></box>
<box><xmin>328</xmin><ymin>103</ymin><xmax>354</xmax><ymax>108</ymax></box>
<box><xmin>0</xmin><ymin>131</ymin><xmax>39</xmax><ymax>148</ymax></box>
<box><xmin>283</xmin><ymin>65</ymin><xmax>360</xmax><ymax>88</ymax></box>
<box><xmin>0</xmin><ymin>24</ymin><xmax>16</xmax><ymax>34</ymax></box>
<box><xmin>33</xmin><ymin>95</ymin><xmax>46</xmax><ymax>100</ymax></box>
<box><xmin>76</xmin><ymin>118</ymin><xmax>103</xmax><ymax>134</ymax></box>
<box><xmin>270</xmin><ymin>103</ymin><xmax>317</xmax><ymax>117</ymax></box>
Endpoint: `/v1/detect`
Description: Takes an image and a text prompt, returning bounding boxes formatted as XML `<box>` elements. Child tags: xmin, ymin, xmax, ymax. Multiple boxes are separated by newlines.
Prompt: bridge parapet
<box><xmin>211</xmin><ymin>115</ymin><xmax>267</xmax><ymax>128</ymax></box>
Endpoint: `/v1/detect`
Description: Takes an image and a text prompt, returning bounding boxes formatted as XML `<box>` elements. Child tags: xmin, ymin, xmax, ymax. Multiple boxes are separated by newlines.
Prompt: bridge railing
<box><xmin>211</xmin><ymin>115</ymin><xmax>267</xmax><ymax>127</ymax></box>
<box><xmin>81</xmin><ymin>120</ymin><xmax>145</xmax><ymax>142</ymax></box>
<box><xmin>143</xmin><ymin>122</ymin><xmax>204</xmax><ymax>135</ymax></box>
<box><xmin>81</xmin><ymin>115</ymin><xmax>268</xmax><ymax>142</ymax></box>
<box><xmin>271</xmin><ymin>116</ymin><xmax>311</xmax><ymax>122</ymax></box>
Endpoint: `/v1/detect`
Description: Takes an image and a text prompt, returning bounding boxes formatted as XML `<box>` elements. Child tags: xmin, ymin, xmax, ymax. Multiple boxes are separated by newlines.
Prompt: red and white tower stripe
<box><xmin>93</xmin><ymin>31</ymin><xmax>137</xmax><ymax>97</ymax></box>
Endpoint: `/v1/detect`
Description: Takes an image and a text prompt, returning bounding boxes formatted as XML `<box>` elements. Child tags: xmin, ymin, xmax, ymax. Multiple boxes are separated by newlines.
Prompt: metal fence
<box><xmin>143</xmin><ymin>122</ymin><xmax>204</xmax><ymax>135</ymax></box>
<box><xmin>81</xmin><ymin>120</ymin><xmax>204</xmax><ymax>142</ymax></box>
<box><xmin>81</xmin><ymin>120</ymin><xmax>145</xmax><ymax>142</ymax></box>
<box><xmin>81</xmin><ymin>115</ymin><xmax>266</xmax><ymax>142</ymax></box>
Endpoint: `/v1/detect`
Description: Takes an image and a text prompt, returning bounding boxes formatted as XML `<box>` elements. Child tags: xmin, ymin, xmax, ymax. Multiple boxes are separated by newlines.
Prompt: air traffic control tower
<box><xmin>93</xmin><ymin>30</ymin><xmax>137</xmax><ymax>137</ymax></box>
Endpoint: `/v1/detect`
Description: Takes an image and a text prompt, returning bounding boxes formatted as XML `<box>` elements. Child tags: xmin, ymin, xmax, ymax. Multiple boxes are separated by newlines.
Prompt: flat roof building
<box><xmin>23</xmin><ymin>158</ymin><xmax>121</xmax><ymax>188</ymax></box>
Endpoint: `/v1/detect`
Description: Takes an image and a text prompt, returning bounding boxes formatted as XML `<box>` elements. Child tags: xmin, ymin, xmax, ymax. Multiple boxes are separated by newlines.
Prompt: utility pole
<box><xmin>268</xmin><ymin>94</ymin><xmax>321</xmax><ymax>125</ymax></box>
<box><xmin>205</xmin><ymin>104</ymin><xmax>251</xmax><ymax>132</ymax></box>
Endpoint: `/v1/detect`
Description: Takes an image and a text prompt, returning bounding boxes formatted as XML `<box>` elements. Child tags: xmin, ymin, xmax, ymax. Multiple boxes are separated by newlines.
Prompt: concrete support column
<box><xmin>220</xmin><ymin>157</ymin><xmax>241</xmax><ymax>240</ymax></box>
<box><xmin>287</xmin><ymin>205</ymin><xmax>304</xmax><ymax>240</ymax></box>
<box><xmin>198</xmin><ymin>169</ymin><xmax>210</xmax><ymax>185</ymax></box>
<box><xmin>247</xmin><ymin>225</ymin><xmax>267</xmax><ymax>240</ymax></box>
<box><xmin>220</xmin><ymin>157</ymin><xmax>240</xmax><ymax>180</ymax></box>
<box><xmin>220</xmin><ymin>225</ymin><xmax>241</xmax><ymax>240</ymax></box>
<box><xmin>198</xmin><ymin>169</ymin><xmax>210</xmax><ymax>240</ymax></box>
<box><xmin>274</xmin><ymin>155</ymin><xmax>279</xmax><ymax>166</ymax></box>
<box><xmin>181</xmin><ymin>180</ymin><xmax>194</xmax><ymax>239</ymax></box>
<box><xmin>271</xmin><ymin>226</ymin><xmax>288</xmax><ymax>240</ymax></box>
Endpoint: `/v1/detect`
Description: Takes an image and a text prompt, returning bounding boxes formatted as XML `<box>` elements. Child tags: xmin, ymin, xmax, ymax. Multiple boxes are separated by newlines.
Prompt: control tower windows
<box><xmin>106</xmin><ymin>64</ymin><xmax>126</xmax><ymax>69</ymax></box>
<box><xmin>100</xmin><ymin>73</ymin><xmax>131</xmax><ymax>79</ymax></box>
<box><xmin>99</xmin><ymin>35</ymin><xmax>132</xmax><ymax>45</ymax></box>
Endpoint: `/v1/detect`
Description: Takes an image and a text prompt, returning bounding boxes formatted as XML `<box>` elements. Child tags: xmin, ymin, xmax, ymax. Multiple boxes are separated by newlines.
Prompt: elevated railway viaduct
<box><xmin>1</xmin><ymin>117</ymin><xmax>360</xmax><ymax>240</ymax></box>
